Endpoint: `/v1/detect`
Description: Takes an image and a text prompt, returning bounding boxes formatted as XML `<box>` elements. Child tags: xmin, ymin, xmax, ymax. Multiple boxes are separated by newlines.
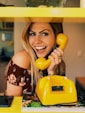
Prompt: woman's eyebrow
<box><xmin>39</xmin><ymin>29</ymin><xmax>49</xmax><ymax>33</ymax></box>
<box><xmin>29</xmin><ymin>29</ymin><xmax>49</xmax><ymax>33</ymax></box>
<box><xmin>29</xmin><ymin>30</ymin><xmax>34</xmax><ymax>32</ymax></box>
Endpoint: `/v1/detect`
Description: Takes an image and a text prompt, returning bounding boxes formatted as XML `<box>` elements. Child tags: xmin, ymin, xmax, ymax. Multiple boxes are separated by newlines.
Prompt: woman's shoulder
<box><xmin>12</xmin><ymin>49</ymin><xmax>31</xmax><ymax>69</ymax></box>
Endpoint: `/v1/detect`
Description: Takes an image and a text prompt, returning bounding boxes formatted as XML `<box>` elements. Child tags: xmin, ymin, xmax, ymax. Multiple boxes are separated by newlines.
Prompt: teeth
<box><xmin>36</xmin><ymin>46</ymin><xmax>46</xmax><ymax>50</ymax></box>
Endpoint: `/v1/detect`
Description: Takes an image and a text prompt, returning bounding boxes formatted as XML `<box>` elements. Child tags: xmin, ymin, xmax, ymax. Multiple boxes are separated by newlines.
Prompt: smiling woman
<box><xmin>4</xmin><ymin>22</ymin><xmax>66</xmax><ymax>96</ymax></box>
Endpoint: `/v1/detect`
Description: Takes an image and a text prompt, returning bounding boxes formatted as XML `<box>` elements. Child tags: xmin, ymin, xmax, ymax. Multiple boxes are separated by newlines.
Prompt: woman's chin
<box><xmin>37</xmin><ymin>54</ymin><xmax>46</xmax><ymax>58</ymax></box>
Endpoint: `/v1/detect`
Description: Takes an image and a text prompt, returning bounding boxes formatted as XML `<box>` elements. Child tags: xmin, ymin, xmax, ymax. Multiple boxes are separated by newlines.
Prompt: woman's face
<box><xmin>28</xmin><ymin>23</ymin><xmax>56</xmax><ymax>58</ymax></box>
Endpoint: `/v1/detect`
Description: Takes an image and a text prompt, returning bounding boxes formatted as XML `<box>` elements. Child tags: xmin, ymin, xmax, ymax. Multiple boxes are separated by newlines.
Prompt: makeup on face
<box><xmin>28</xmin><ymin>23</ymin><xmax>56</xmax><ymax>58</ymax></box>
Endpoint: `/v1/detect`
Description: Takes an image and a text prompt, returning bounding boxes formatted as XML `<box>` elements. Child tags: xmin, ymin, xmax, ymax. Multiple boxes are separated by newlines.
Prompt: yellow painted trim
<box><xmin>0</xmin><ymin>97</ymin><xmax>85</xmax><ymax>113</ymax></box>
<box><xmin>0</xmin><ymin>7</ymin><xmax>85</xmax><ymax>17</ymax></box>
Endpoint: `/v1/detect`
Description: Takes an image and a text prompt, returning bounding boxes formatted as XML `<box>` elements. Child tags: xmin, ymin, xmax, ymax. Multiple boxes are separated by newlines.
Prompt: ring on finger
<box><xmin>58</xmin><ymin>55</ymin><xmax>62</xmax><ymax>59</ymax></box>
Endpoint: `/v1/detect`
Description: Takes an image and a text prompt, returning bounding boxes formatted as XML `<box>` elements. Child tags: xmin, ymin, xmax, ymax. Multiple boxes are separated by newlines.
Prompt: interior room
<box><xmin>0</xmin><ymin>0</ymin><xmax>85</xmax><ymax>112</ymax></box>
<box><xmin>0</xmin><ymin>0</ymin><xmax>84</xmax><ymax>92</ymax></box>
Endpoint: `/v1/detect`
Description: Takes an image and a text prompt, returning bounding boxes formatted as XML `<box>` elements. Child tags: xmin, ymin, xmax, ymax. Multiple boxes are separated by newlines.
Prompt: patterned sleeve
<box><xmin>6</xmin><ymin>60</ymin><xmax>32</xmax><ymax>93</ymax></box>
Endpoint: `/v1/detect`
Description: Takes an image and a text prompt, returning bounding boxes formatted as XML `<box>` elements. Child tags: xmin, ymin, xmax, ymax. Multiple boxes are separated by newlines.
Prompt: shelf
<box><xmin>0</xmin><ymin>7</ymin><xmax>85</xmax><ymax>17</ymax></box>
<box><xmin>0</xmin><ymin>7</ymin><xmax>85</xmax><ymax>22</ymax></box>
<box><xmin>0</xmin><ymin>28</ymin><xmax>13</xmax><ymax>31</ymax></box>
<box><xmin>0</xmin><ymin>22</ymin><xmax>14</xmax><ymax>31</ymax></box>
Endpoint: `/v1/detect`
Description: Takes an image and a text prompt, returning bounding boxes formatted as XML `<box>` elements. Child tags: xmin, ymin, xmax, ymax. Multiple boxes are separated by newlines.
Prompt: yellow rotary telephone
<box><xmin>35</xmin><ymin>33</ymin><xmax>77</xmax><ymax>105</ymax></box>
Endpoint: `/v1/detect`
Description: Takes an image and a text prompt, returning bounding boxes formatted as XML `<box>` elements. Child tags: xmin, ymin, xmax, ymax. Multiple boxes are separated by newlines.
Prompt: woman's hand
<box><xmin>47</xmin><ymin>47</ymin><xmax>63</xmax><ymax>75</ymax></box>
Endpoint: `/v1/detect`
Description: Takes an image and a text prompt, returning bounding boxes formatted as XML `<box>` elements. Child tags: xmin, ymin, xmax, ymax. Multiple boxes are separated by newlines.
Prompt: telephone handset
<box><xmin>35</xmin><ymin>33</ymin><xmax>68</xmax><ymax>70</ymax></box>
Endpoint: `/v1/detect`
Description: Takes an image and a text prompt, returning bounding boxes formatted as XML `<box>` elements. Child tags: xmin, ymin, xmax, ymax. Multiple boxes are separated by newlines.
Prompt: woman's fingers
<box><xmin>49</xmin><ymin>47</ymin><xmax>63</xmax><ymax>64</ymax></box>
<box><xmin>47</xmin><ymin>47</ymin><xmax>64</xmax><ymax>74</ymax></box>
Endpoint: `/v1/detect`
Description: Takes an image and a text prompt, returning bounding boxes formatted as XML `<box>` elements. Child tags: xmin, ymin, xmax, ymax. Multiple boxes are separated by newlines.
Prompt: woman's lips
<box><xmin>35</xmin><ymin>46</ymin><xmax>46</xmax><ymax>53</ymax></box>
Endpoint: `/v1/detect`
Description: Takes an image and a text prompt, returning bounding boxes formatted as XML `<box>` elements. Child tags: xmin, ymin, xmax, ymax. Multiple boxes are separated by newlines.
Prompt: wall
<box><xmin>14</xmin><ymin>22</ymin><xmax>26</xmax><ymax>53</ymax></box>
<box><xmin>63</xmin><ymin>23</ymin><xmax>85</xmax><ymax>81</ymax></box>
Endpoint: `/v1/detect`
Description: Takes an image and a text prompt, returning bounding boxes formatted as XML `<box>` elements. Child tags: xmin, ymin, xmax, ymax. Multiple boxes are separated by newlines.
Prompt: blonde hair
<box><xmin>21</xmin><ymin>23</ymin><xmax>42</xmax><ymax>86</ymax></box>
<box><xmin>21</xmin><ymin>22</ymin><xmax>63</xmax><ymax>85</ymax></box>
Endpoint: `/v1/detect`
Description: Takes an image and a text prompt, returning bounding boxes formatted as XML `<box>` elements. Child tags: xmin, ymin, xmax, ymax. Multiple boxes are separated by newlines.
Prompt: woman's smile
<box><xmin>34</xmin><ymin>45</ymin><xmax>47</xmax><ymax>57</ymax></box>
<box><xmin>35</xmin><ymin>46</ymin><xmax>46</xmax><ymax>50</ymax></box>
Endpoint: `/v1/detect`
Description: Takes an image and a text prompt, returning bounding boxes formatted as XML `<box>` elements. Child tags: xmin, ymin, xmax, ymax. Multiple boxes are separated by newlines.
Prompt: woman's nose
<box><xmin>35</xmin><ymin>36</ymin><xmax>42</xmax><ymax>44</ymax></box>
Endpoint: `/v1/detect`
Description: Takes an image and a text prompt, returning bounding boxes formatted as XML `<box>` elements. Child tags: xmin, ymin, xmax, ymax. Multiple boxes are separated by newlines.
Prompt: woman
<box><xmin>5</xmin><ymin>22</ymin><xmax>65</xmax><ymax>96</ymax></box>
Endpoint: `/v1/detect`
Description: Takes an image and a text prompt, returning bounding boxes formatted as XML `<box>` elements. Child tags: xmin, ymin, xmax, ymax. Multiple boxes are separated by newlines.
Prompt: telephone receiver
<box><xmin>35</xmin><ymin>33</ymin><xmax>68</xmax><ymax>70</ymax></box>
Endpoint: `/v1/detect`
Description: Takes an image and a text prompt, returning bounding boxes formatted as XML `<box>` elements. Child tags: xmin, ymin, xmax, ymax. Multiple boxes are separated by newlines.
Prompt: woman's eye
<box><xmin>42</xmin><ymin>32</ymin><xmax>49</xmax><ymax>36</ymax></box>
<box><xmin>29</xmin><ymin>32</ymin><xmax>36</xmax><ymax>36</ymax></box>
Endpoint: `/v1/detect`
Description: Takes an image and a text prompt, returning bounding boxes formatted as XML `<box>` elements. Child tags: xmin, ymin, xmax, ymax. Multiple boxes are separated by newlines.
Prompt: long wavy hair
<box><xmin>21</xmin><ymin>22</ymin><xmax>63</xmax><ymax>85</ymax></box>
